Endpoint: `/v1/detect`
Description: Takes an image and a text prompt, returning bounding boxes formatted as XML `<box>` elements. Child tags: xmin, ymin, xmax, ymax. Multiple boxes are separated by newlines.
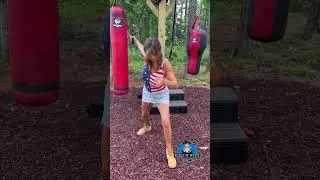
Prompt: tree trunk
<box><xmin>184</xmin><ymin>0</ymin><xmax>188</xmax><ymax>29</ymax></box>
<box><xmin>302</xmin><ymin>0</ymin><xmax>320</xmax><ymax>40</ymax></box>
<box><xmin>205</xmin><ymin>5</ymin><xmax>210</xmax><ymax>73</ymax></box>
<box><xmin>209</xmin><ymin>3</ymin><xmax>219</xmax><ymax>87</ymax></box>
<box><xmin>207</xmin><ymin>5</ymin><xmax>210</xmax><ymax>39</ymax></box>
<box><xmin>183</xmin><ymin>0</ymin><xmax>197</xmax><ymax>78</ymax></box>
<box><xmin>178</xmin><ymin>0</ymin><xmax>183</xmax><ymax>20</ymax></box>
<box><xmin>0</xmin><ymin>0</ymin><xmax>9</xmax><ymax>62</ymax></box>
<box><xmin>187</xmin><ymin>0</ymin><xmax>197</xmax><ymax>37</ymax></box>
<box><xmin>232</xmin><ymin>0</ymin><xmax>254</xmax><ymax>57</ymax></box>
<box><xmin>210</xmin><ymin>44</ymin><xmax>220</xmax><ymax>87</ymax></box>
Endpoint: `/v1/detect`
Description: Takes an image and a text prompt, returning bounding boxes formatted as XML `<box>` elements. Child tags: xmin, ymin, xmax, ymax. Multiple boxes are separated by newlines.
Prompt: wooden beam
<box><xmin>146</xmin><ymin>0</ymin><xmax>158</xmax><ymax>18</ymax></box>
<box><xmin>146</xmin><ymin>0</ymin><xmax>173</xmax><ymax>56</ymax></box>
<box><xmin>158</xmin><ymin>0</ymin><xmax>166</xmax><ymax>56</ymax></box>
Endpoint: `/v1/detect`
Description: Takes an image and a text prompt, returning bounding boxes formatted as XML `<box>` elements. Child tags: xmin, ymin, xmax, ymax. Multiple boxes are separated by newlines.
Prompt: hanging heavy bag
<box><xmin>8</xmin><ymin>0</ymin><xmax>60</xmax><ymax>106</ymax></box>
<box><xmin>110</xmin><ymin>5</ymin><xmax>129</xmax><ymax>95</ymax></box>
<box><xmin>187</xmin><ymin>16</ymin><xmax>208</xmax><ymax>75</ymax></box>
<box><xmin>247</xmin><ymin>0</ymin><xmax>290</xmax><ymax>42</ymax></box>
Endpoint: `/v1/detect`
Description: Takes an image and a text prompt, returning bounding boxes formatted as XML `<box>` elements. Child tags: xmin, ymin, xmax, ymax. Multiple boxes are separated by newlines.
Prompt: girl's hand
<box><xmin>129</xmin><ymin>35</ymin><xmax>135</xmax><ymax>45</ymax></box>
<box><xmin>155</xmin><ymin>77</ymin><xmax>166</xmax><ymax>87</ymax></box>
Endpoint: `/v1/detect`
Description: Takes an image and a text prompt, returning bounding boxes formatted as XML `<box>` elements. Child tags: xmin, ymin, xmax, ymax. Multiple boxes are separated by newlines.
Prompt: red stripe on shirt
<box><xmin>149</xmin><ymin>68</ymin><xmax>165</xmax><ymax>92</ymax></box>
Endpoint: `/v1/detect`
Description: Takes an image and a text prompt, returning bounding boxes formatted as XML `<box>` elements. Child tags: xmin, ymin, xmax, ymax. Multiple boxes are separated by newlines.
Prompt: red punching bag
<box><xmin>247</xmin><ymin>0</ymin><xmax>290</xmax><ymax>42</ymax></box>
<box><xmin>110</xmin><ymin>6</ymin><xmax>129</xmax><ymax>95</ymax></box>
<box><xmin>187</xmin><ymin>16</ymin><xmax>208</xmax><ymax>75</ymax></box>
<box><xmin>8</xmin><ymin>0</ymin><xmax>60</xmax><ymax>106</ymax></box>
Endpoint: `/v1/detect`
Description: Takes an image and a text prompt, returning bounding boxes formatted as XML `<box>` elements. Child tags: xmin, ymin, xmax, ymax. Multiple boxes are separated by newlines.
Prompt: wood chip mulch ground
<box><xmin>1</xmin><ymin>75</ymin><xmax>320</xmax><ymax>179</ymax></box>
<box><xmin>110</xmin><ymin>86</ymin><xmax>210</xmax><ymax>180</ymax></box>
<box><xmin>0</xmin><ymin>81</ymin><xmax>106</xmax><ymax>179</ymax></box>
<box><xmin>211</xmin><ymin>76</ymin><xmax>320</xmax><ymax>179</ymax></box>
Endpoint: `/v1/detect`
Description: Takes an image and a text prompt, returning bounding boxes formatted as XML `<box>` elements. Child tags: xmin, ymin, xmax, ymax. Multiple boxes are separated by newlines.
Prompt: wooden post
<box><xmin>146</xmin><ymin>0</ymin><xmax>172</xmax><ymax>56</ymax></box>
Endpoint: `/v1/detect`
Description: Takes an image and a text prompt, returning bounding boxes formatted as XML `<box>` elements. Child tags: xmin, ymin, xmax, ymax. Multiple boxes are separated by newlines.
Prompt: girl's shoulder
<box><xmin>162</xmin><ymin>58</ymin><xmax>172</xmax><ymax>68</ymax></box>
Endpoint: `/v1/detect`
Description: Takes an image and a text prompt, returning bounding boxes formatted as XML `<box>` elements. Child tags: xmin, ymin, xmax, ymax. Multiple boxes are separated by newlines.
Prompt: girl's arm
<box><xmin>162</xmin><ymin>60</ymin><xmax>178</xmax><ymax>89</ymax></box>
<box><xmin>131</xmin><ymin>36</ymin><xmax>146</xmax><ymax>57</ymax></box>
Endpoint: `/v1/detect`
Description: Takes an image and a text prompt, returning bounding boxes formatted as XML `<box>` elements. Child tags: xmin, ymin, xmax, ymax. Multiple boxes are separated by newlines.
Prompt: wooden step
<box><xmin>150</xmin><ymin>100</ymin><xmax>187</xmax><ymax>114</ymax></box>
<box><xmin>137</xmin><ymin>89</ymin><xmax>185</xmax><ymax>101</ymax></box>
<box><xmin>210</xmin><ymin>123</ymin><xmax>248</xmax><ymax>164</ymax></box>
<box><xmin>211</xmin><ymin>87</ymin><xmax>239</xmax><ymax>123</ymax></box>
<box><xmin>169</xmin><ymin>89</ymin><xmax>185</xmax><ymax>101</ymax></box>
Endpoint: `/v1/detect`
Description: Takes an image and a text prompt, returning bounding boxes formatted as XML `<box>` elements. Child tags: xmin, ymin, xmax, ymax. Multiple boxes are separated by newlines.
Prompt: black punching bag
<box><xmin>247</xmin><ymin>0</ymin><xmax>290</xmax><ymax>42</ymax></box>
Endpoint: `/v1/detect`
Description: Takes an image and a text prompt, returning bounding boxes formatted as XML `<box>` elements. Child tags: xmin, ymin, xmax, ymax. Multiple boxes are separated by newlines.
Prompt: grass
<box><xmin>59</xmin><ymin>0</ymin><xmax>108</xmax><ymax>40</ymax></box>
<box><xmin>214</xmin><ymin>12</ymin><xmax>320</xmax><ymax>80</ymax></box>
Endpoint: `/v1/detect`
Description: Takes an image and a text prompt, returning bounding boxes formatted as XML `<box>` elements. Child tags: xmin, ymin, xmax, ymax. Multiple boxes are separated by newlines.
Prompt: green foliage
<box><xmin>289</xmin><ymin>0</ymin><xmax>313</xmax><ymax>13</ymax></box>
<box><xmin>210</xmin><ymin>0</ymin><xmax>313</xmax><ymax>14</ymax></box>
<box><xmin>59</xmin><ymin>0</ymin><xmax>209</xmax><ymax>85</ymax></box>
<box><xmin>211</xmin><ymin>0</ymin><xmax>320</xmax><ymax>79</ymax></box>
<box><xmin>60</xmin><ymin>0</ymin><xmax>108</xmax><ymax>40</ymax></box>
<box><xmin>128</xmin><ymin>43</ymin><xmax>209</xmax><ymax>86</ymax></box>
<box><xmin>211</xmin><ymin>1</ymin><xmax>242</xmax><ymax>18</ymax></box>
<box><xmin>128</xmin><ymin>45</ymin><xmax>144</xmax><ymax>74</ymax></box>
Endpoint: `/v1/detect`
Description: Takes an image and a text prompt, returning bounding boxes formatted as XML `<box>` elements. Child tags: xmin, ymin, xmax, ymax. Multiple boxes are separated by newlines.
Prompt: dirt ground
<box><xmin>211</xmin><ymin>75</ymin><xmax>320</xmax><ymax>179</ymax></box>
<box><xmin>110</xmin><ymin>86</ymin><xmax>210</xmax><ymax>180</ymax></box>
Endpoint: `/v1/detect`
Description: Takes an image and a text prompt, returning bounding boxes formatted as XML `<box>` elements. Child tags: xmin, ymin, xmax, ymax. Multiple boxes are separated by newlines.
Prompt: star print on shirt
<box><xmin>141</xmin><ymin>65</ymin><xmax>151</xmax><ymax>92</ymax></box>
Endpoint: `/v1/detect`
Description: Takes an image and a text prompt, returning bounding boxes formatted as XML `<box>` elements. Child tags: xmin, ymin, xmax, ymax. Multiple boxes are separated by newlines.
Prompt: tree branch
<box><xmin>165</xmin><ymin>3</ymin><xmax>173</xmax><ymax>18</ymax></box>
<box><xmin>146</xmin><ymin>0</ymin><xmax>159</xmax><ymax>18</ymax></box>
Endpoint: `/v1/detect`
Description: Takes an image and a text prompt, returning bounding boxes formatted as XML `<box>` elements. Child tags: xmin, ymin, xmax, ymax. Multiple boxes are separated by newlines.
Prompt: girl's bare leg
<box><xmin>137</xmin><ymin>102</ymin><xmax>152</xmax><ymax>135</ymax></box>
<box><xmin>157</xmin><ymin>103</ymin><xmax>177</xmax><ymax>168</ymax></box>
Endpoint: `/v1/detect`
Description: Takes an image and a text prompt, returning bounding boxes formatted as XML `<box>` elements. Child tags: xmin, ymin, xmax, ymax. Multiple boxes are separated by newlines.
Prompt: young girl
<box><xmin>131</xmin><ymin>36</ymin><xmax>178</xmax><ymax>169</ymax></box>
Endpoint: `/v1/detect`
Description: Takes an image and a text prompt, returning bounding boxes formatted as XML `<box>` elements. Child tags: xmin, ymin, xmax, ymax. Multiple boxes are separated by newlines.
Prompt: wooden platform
<box><xmin>211</xmin><ymin>123</ymin><xmax>248</xmax><ymax>164</ymax></box>
<box><xmin>137</xmin><ymin>88</ymin><xmax>188</xmax><ymax>114</ymax></box>
<box><xmin>211</xmin><ymin>87</ymin><xmax>239</xmax><ymax>123</ymax></box>
<box><xmin>150</xmin><ymin>100</ymin><xmax>187</xmax><ymax>114</ymax></box>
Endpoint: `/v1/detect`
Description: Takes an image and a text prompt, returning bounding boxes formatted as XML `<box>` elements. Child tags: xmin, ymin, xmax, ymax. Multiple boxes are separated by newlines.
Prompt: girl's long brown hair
<box><xmin>143</xmin><ymin>37</ymin><xmax>163</xmax><ymax>70</ymax></box>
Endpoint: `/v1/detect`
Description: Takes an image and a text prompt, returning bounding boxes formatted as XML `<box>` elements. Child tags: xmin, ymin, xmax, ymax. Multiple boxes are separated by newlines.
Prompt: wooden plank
<box><xmin>151</xmin><ymin>100</ymin><xmax>187</xmax><ymax>114</ymax></box>
<box><xmin>137</xmin><ymin>88</ymin><xmax>185</xmax><ymax>101</ymax></box>
<box><xmin>211</xmin><ymin>123</ymin><xmax>248</xmax><ymax>164</ymax></box>
<box><xmin>211</xmin><ymin>87</ymin><xmax>239</xmax><ymax>103</ymax></box>
<box><xmin>210</xmin><ymin>123</ymin><xmax>248</xmax><ymax>142</ymax></box>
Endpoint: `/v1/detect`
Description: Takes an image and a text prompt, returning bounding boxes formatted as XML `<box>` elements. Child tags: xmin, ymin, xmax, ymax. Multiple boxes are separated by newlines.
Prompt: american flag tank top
<box><xmin>141</xmin><ymin>59</ymin><xmax>166</xmax><ymax>93</ymax></box>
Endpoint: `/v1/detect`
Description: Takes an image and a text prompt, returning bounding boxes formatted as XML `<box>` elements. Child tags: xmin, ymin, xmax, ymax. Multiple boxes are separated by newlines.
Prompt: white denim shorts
<box><xmin>142</xmin><ymin>85</ymin><xmax>170</xmax><ymax>106</ymax></box>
